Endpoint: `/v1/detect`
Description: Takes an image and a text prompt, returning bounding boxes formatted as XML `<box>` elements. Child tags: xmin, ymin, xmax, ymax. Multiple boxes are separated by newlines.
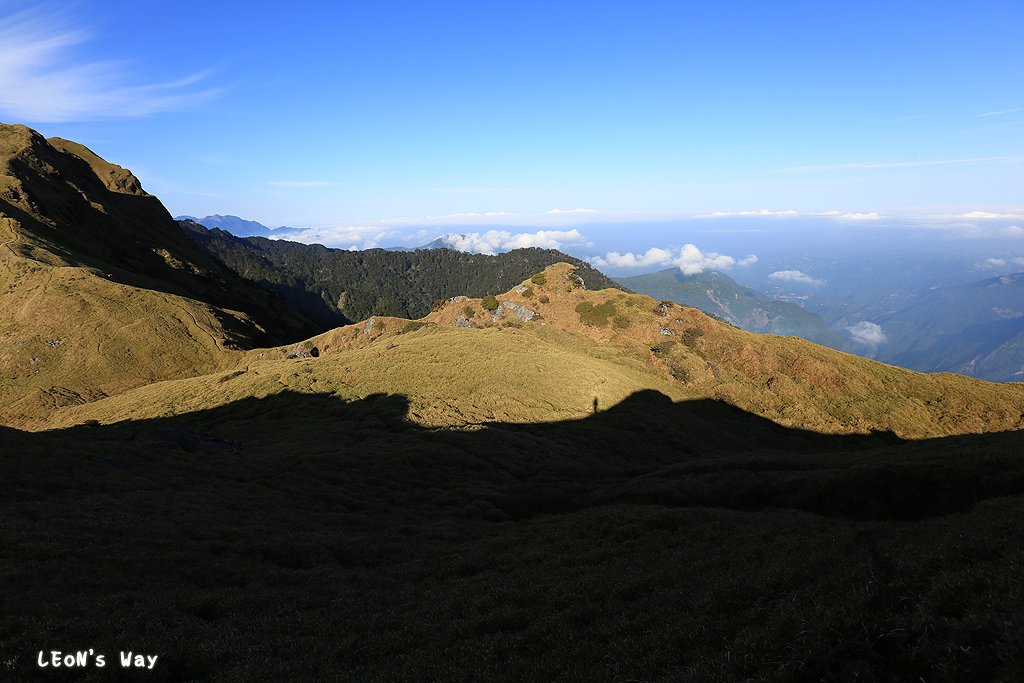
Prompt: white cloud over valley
<box><xmin>590</xmin><ymin>245</ymin><xmax>757</xmax><ymax>275</ymax></box>
<box><xmin>271</xmin><ymin>225</ymin><xmax>398</xmax><ymax>250</ymax></box>
<box><xmin>436</xmin><ymin>229</ymin><xmax>587</xmax><ymax>255</ymax></box>
<box><xmin>769</xmin><ymin>270</ymin><xmax>826</xmax><ymax>285</ymax></box>
<box><xmin>847</xmin><ymin>321</ymin><xmax>887</xmax><ymax>346</ymax></box>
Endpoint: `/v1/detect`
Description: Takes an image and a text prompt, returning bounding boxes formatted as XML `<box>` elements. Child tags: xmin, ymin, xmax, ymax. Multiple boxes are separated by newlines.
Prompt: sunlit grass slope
<box><xmin>52</xmin><ymin>263</ymin><xmax>1024</xmax><ymax>439</ymax></box>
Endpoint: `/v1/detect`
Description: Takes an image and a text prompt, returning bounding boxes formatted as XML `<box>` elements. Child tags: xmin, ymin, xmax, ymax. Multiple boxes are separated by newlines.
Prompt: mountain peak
<box><xmin>47</xmin><ymin>137</ymin><xmax>148</xmax><ymax>196</ymax></box>
<box><xmin>178</xmin><ymin>214</ymin><xmax>293</xmax><ymax>238</ymax></box>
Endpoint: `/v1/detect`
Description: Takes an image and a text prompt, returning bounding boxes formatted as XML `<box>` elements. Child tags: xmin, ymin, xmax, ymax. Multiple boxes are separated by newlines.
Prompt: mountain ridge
<box><xmin>836</xmin><ymin>269</ymin><xmax>1024</xmax><ymax>381</ymax></box>
<box><xmin>0</xmin><ymin>123</ymin><xmax>319</xmax><ymax>424</ymax></box>
<box><xmin>48</xmin><ymin>261</ymin><xmax>1024</xmax><ymax>440</ymax></box>
<box><xmin>180</xmin><ymin>220</ymin><xmax>622</xmax><ymax>326</ymax></box>
<box><xmin>615</xmin><ymin>267</ymin><xmax>840</xmax><ymax>346</ymax></box>
<box><xmin>175</xmin><ymin>213</ymin><xmax>301</xmax><ymax>238</ymax></box>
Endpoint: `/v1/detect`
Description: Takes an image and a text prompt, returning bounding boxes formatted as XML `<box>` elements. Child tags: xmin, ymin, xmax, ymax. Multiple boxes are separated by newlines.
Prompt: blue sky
<box><xmin>1</xmin><ymin>0</ymin><xmax>1023</xmax><ymax>269</ymax></box>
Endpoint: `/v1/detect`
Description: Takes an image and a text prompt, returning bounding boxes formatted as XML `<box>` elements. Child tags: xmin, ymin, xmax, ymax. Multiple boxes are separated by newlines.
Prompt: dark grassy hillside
<box><xmin>181</xmin><ymin>220</ymin><xmax>620</xmax><ymax>326</ymax></box>
<box><xmin>3</xmin><ymin>389</ymin><xmax>1023</xmax><ymax>681</ymax></box>
<box><xmin>616</xmin><ymin>268</ymin><xmax>839</xmax><ymax>347</ymax></box>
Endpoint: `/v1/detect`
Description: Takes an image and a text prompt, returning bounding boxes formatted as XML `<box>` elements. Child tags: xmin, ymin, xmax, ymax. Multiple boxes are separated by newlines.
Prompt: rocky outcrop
<box><xmin>500</xmin><ymin>300</ymin><xmax>539</xmax><ymax>322</ymax></box>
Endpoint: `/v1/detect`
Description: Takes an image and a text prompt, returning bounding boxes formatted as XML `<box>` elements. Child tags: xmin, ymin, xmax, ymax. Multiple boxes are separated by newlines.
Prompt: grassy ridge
<box><xmin>615</xmin><ymin>267</ymin><xmax>840</xmax><ymax>347</ymax></box>
<box><xmin>50</xmin><ymin>264</ymin><xmax>1024</xmax><ymax>440</ymax></box>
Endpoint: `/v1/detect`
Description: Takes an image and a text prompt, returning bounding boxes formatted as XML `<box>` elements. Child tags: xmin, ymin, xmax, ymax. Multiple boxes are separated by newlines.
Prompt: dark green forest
<box><xmin>180</xmin><ymin>221</ymin><xmax>619</xmax><ymax>328</ymax></box>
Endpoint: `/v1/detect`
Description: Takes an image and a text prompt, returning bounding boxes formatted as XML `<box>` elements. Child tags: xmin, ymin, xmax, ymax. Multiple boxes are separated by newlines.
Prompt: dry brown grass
<box><xmin>37</xmin><ymin>262</ymin><xmax>1024</xmax><ymax>440</ymax></box>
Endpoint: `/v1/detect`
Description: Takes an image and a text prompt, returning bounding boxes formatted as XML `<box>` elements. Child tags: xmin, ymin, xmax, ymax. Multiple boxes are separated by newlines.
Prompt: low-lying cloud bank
<box><xmin>589</xmin><ymin>244</ymin><xmax>757</xmax><ymax>275</ymax></box>
<box><xmin>270</xmin><ymin>225</ymin><xmax>396</xmax><ymax>250</ymax></box>
<box><xmin>695</xmin><ymin>209</ymin><xmax>881</xmax><ymax>220</ymax></box>
<box><xmin>435</xmin><ymin>229</ymin><xmax>587</xmax><ymax>255</ymax></box>
<box><xmin>984</xmin><ymin>256</ymin><xmax>1024</xmax><ymax>269</ymax></box>
<box><xmin>274</xmin><ymin>226</ymin><xmax>589</xmax><ymax>253</ymax></box>
<box><xmin>769</xmin><ymin>270</ymin><xmax>826</xmax><ymax>285</ymax></box>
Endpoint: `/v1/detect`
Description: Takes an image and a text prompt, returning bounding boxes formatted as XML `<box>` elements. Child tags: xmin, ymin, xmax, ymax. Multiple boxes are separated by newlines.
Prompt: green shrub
<box><xmin>481</xmin><ymin>295</ymin><xmax>499</xmax><ymax>311</ymax></box>
<box><xmin>576</xmin><ymin>300</ymin><xmax>617</xmax><ymax>327</ymax></box>
<box><xmin>463</xmin><ymin>305</ymin><xmax>475</xmax><ymax>318</ymax></box>
<box><xmin>522</xmin><ymin>287</ymin><xmax>534</xmax><ymax>298</ymax></box>
<box><xmin>401</xmin><ymin>321</ymin><xmax>425</xmax><ymax>334</ymax></box>
<box><xmin>538</xmin><ymin>295</ymin><xmax>550</xmax><ymax>304</ymax></box>
<box><xmin>575</xmin><ymin>302</ymin><xmax>594</xmax><ymax>314</ymax></box>
<box><xmin>651</xmin><ymin>341</ymin><xmax>677</xmax><ymax>355</ymax></box>
<box><xmin>681</xmin><ymin>328</ymin><xmax>704</xmax><ymax>347</ymax></box>
<box><xmin>530</xmin><ymin>273</ymin><xmax>547</xmax><ymax>285</ymax></box>
<box><xmin>669</xmin><ymin>364</ymin><xmax>691</xmax><ymax>383</ymax></box>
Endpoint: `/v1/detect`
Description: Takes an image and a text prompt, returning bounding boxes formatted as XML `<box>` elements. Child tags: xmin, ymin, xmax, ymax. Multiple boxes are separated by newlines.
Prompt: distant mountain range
<box><xmin>179</xmin><ymin>221</ymin><xmax>620</xmax><ymax>327</ymax></box>
<box><xmin>615</xmin><ymin>268</ymin><xmax>840</xmax><ymax>347</ymax></box>
<box><xmin>174</xmin><ymin>214</ymin><xmax>302</xmax><ymax>238</ymax></box>
<box><xmin>835</xmin><ymin>272</ymin><xmax>1024</xmax><ymax>382</ymax></box>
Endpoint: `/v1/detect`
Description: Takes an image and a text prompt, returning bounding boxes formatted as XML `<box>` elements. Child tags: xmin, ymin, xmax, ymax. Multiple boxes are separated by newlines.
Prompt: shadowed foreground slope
<box><xmin>3</xmin><ymin>390</ymin><xmax>1023</xmax><ymax>681</ymax></box>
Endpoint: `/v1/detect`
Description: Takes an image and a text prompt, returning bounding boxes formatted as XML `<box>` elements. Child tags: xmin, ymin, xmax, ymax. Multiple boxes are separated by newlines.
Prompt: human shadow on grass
<box><xmin>3</xmin><ymin>389</ymin><xmax>1024</xmax><ymax>682</ymax></box>
<box><xmin>3</xmin><ymin>389</ymin><xmax>1022</xmax><ymax>524</ymax></box>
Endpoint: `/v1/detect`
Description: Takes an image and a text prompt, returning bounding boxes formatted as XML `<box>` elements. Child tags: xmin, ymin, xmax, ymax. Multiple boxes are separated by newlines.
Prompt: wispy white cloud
<box><xmin>847</xmin><ymin>321</ymin><xmax>887</xmax><ymax>346</ymax></box>
<box><xmin>778</xmin><ymin>157</ymin><xmax>1023</xmax><ymax>173</ymax></box>
<box><xmin>269</xmin><ymin>181</ymin><xmax>340</xmax><ymax>188</ymax></box>
<box><xmin>694</xmin><ymin>209</ymin><xmax>798</xmax><ymax>218</ymax></box>
<box><xmin>545</xmin><ymin>207</ymin><xmax>600</xmax><ymax>215</ymax></box>
<box><xmin>978</xmin><ymin>108</ymin><xmax>1022</xmax><ymax>118</ymax></box>
<box><xmin>0</xmin><ymin>6</ymin><xmax>221</xmax><ymax>122</ymax></box>
<box><xmin>436</xmin><ymin>229</ymin><xmax>587</xmax><ymax>255</ymax></box>
<box><xmin>694</xmin><ymin>208</ymin><xmax>882</xmax><ymax>221</ymax></box>
<box><xmin>769</xmin><ymin>270</ymin><xmax>826</xmax><ymax>286</ymax></box>
<box><xmin>986</xmin><ymin>258</ymin><xmax>1008</xmax><ymax>267</ymax></box>
<box><xmin>816</xmin><ymin>211</ymin><xmax>881</xmax><ymax>220</ymax></box>
<box><xmin>958</xmin><ymin>211</ymin><xmax>1023</xmax><ymax>220</ymax></box>
<box><xmin>590</xmin><ymin>244</ymin><xmax>757</xmax><ymax>275</ymax></box>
